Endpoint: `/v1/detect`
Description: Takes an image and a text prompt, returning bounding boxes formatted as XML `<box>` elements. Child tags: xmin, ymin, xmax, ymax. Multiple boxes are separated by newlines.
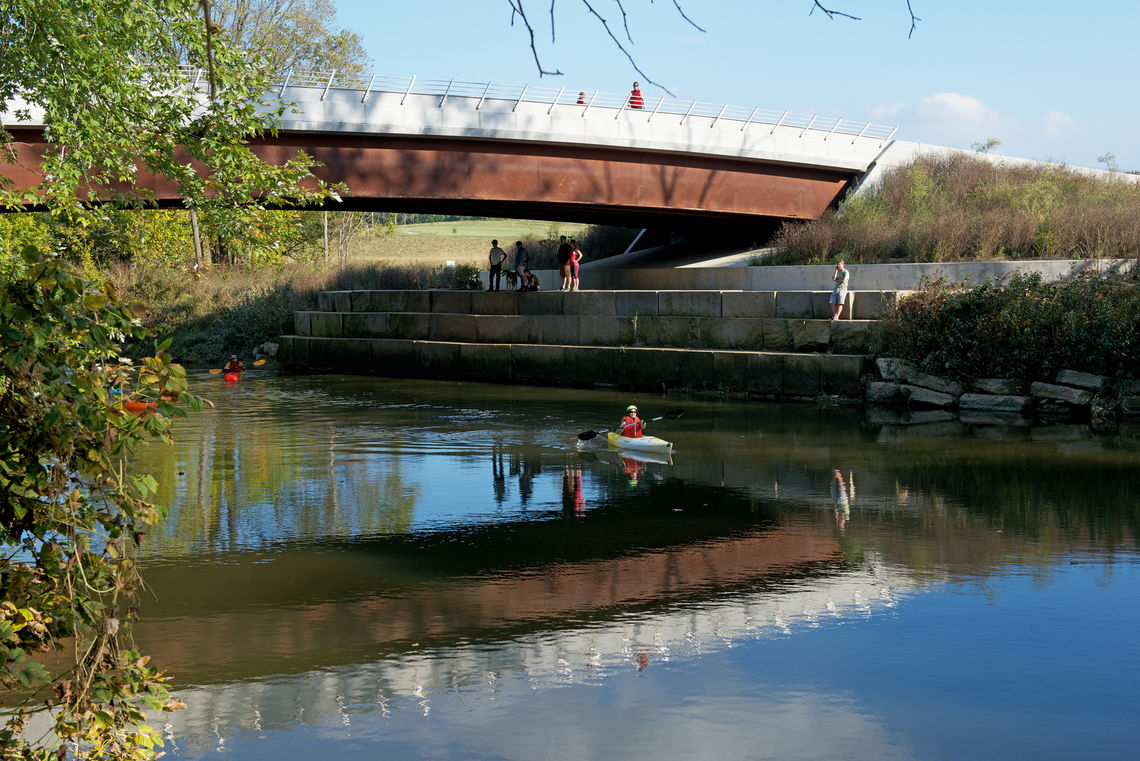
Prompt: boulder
<box><xmin>1054</xmin><ymin>369</ymin><xmax>1107</xmax><ymax>392</ymax></box>
<box><xmin>257</xmin><ymin>341</ymin><xmax>280</xmax><ymax>358</ymax></box>
<box><xmin>1122</xmin><ymin>396</ymin><xmax>1140</xmax><ymax>417</ymax></box>
<box><xmin>971</xmin><ymin>378</ymin><xmax>1021</xmax><ymax>395</ymax></box>
<box><xmin>1035</xmin><ymin>400</ymin><xmax>1080</xmax><ymax>418</ymax></box>
<box><xmin>876</xmin><ymin>357</ymin><xmax>916</xmax><ymax>382</ymax></box>
<box><xmin>959</xmin><ymin>393</ymin><xmax>1032</xmax><ymax>413</ymax></box>
<box><xmin>907</xmin><ymin>371</ymin><xmax>964</xmax><ymax>397</ymax></box>
<box><xmin>1123</xmin><ymin>379</ymin><xmax>1140</xmax><ymax>395</ymax></box>
<box><xmin>866</xmin><ymin>381</ymin><xmax>903</xmax><ymax>404</ymax></box>
<box><xmin>902</xmin><ymin>384</ymin><xmax>957</xmax><ymax>408</ymax></box>
<box><xmin>1030</xmin><ymin>381</ymin><xmax>1093</xmax><ymax>406</ymax></box>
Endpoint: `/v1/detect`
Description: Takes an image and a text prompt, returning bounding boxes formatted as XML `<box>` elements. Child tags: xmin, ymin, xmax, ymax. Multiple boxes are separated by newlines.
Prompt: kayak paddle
<box><xmin>208</xmin><ymin>359</ymin><xmax>266</xmax><ymax>374</ymax></box>
<box><xmin>577</xmin><ymin>409</ymin><xmax>685</xmax><ymax>440</ymax></box>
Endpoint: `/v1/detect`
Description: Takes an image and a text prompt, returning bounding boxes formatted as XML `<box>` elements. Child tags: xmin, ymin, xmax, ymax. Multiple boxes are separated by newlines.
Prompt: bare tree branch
<box><xmin>578</xmin><ymin>0</ymin><xmax>671</xmax><ymax>94</ymax></box>
<box><xmin>507</xmin><ymin>0</ymin><xmax>563</xmax><ymax>77</ymax></box>
<box><xmin>907</xmin><ymin>0</ymin><xmax>921</xmax><ymax>38</ymax></box>
<box><xmin>668</xmin><ymin>0</ymin><xmax>706</xmax><ymax>33</ymax></box>
<box><xmin>809</xmin><ymin>1</ymin><xmax>861</xmax><ymax>22</ymax></box>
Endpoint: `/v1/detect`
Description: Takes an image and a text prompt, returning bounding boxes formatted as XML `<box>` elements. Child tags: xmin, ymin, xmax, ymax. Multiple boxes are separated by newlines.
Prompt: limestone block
<box><xmin>907</xmin><ymin>371</ymin><xmax>964</xmax><ymax>396</ymax></box>
<box><xmin>431</xmin><ymin>291</ymin><xmax>473</xmax><ymax>314</ymax></box>
<box><xmin>782</xmin><ymin>354</ymin><xmax>822</xmax><ymax>397</ymax></box>
<box><xmin>876</xmin><ymin>357</ymin><xmax>917</xmax><ymax>382</ymax></box>
<box><xmin>959</xmin><ymin>410</ymin><xmax>1033</xmax><ymax>428</ymax></box>
<box><xmin>460</xmin><ymin>343</ymin><xmax>512</xmax><ymax>380</ymax></box>
<box><xmin>337</xmin><ymin>338</ymin><xmax>374</xmax><ymax>369</ymax></box>
<box><xmin>632</xmin><ymin>316</ymin><xmax>699</xmax><ymax>348</ymax></box>
<box><xmin>429</xmin><ymin>314</ymin><xmax>477</xmax><ymax>343</ymax></box>
<box><xmin>675</xmin><ymin>349</ymin><xmax>717</xmax><ymax>390</ymax></box>
<box><xmin>821</xmin><ymin>355</ymin><xmax>867</xmax><ymax>396</ymax></box>
<box><xmin>564</xmin><ymin>291</ymin><xmax>617</xmax><ymax>316</ymax></box>
<box><xmin>511</xmin><ymin>344</ymin><xmax>565</xmax><ymax>383</ymax></box>
<box><xmin>307</xmin><ymin>337</ymin><xmax>334</xmax><ymax>368</ymax></box>
<box><xmin>792</xmin><ymin>320</ymin><xmax>831</xmax><ymax>352</ymax></box>
<box><xmin>700</xmin><ymin>318</ymin><xmax>765</xmax><ymax>350</ymax></box>
<box><xmin>532</xmin><ymin>315</ymin><xmax>580</xmax><ymax>345</ymax></box>
<box><xmin>317</xmin><ymin>291</ymin><xmax>336</xmax><ymax>312</ymax></box>
<box><xmin>1054</xmin><ymin>369</ymin><xmax>1107</xmax><ymax>391</ymax></box>
<box><xmin>342</xmin><ymin>313</ymin><xmax>390</xmax><ymax>339</ymax></box>
<box><xmin>902</xmin><ymin>384</ymin><xmax>957</xmax><ymax>408</ymax></box>
<box><xmin>278</xmin><ymin>336</ymin><xmax>295</xmax><ymax>366</ymax></box>
<box><xmin>294</xmin><ymin>311</ymin><xmax>312</xmax><ymax>337</ymax></box>
<box><xmin>866</xmin><ymin>381</ymin><xmax>903</xmax><ymax>403</ymax></box>
<box><xmin>333</xmin><ymin>292</ymin><xmax>352</xmax><ymax>313</ymax></box>
<box><xmin>564</xmin><ymin>346</ymin><xmax>620</xmax><ymax>386</ymax></box>
<box><xmin>473</xmin><ymin>291</ymin><xmax>519</xmax><ymax>315</ymax></box>
<box><xmin>614</xmin><ymin>291</ymin><xmax>660</xmax><ymax>316</ymax></box>
<box><xmin>1035</xmin><ymin>399</ymin><xmax>1080</xmax><ymax>417</ymax></box>
<box><xmin>310</xmin><ymin>312</ymin><xmax>343</xmax><ymax>338</ymax></box>
<box><xmin>959</xmin><ymin>393</ymin><xmax>1033</xmax><ymax>413</ymax></box>
<box><xmin>475</xmin><ymin>315</ymin><xmax>529</xmax><ymax>344</ymax></box>
<box><xmin>350</xmin><ymin>291</ymin><xmax>373</xmax><ymax>312</ymax></box>
<box><xmin>659</xmin><ymin>291</ymin><xmax>721</xmax><ymax>317</ymax></box>
<box><xmin>775</xmin><ymin>291</ymin><xmax>814</xmax><ymax>319</ymax></box>
<box><xmin>747</xmin><ymin>352</ymin><xmax>785</xmax><ymax>396</ymax></box>
<box><xmin>369</xmin><ymin>291</ymin><xmax>430</xmax><ymax>313</ymax></box>
<box><xmin>810</xmin><ymin>292</ymin><xmax>835</xmax><ymax>319</ymax></box>
<box><xmin>829</xmin><ymin>321</ymin><xmax>872</xmax><ymax>353</ymax></box>
<box><xmin>713</xmin><ymin>352</ymin><xmax>749</xmax><ymax>392</ymax></box>
<box><xmin>385</xmin><ymin>313</ymin><xmax>431</xmax><ymax>340</ymax></box>
<box><xmin>618</xmin><ymin>348</ymin><xmax>681</xmax><ymax>388</ymax></box>
<box><xmin>1030</xmin><ymin>381</ymin><xmax>1093</xmax><ymax>406</ymax></box>
<box><xmin>522</xmin><ymin>291</ymin><xmax>565</xmax><ymax>314</ymax></box>
<box><xmin>721</xmin><ymin>291</ymin><xmax>776</xmax><ymax>318</ymax></box>
<box><xmin>1121</xmin><ymin>396</ymin><xmax>1140</xmax><ymax>416</ymax></box>
<box><xmin>850</xmin><ymin>291</ymin><xmax>909</xmax><ymax>320</ymax></box>
<box><xmin>761</xmin><ymin>319</ymin><xmax>793</xmax><ymax>351</ymax></box>
<box><xmin>290</xmin><ymin>336</ymin><xmax>310</xmax><ymax>367</ymax></box>
<box><xmin>578</xmin><ymin>316</ymin><xmax>635</xmax><ymax>346</ymax></box>
<box><xmin>413</xmin><ymin>340</ymin><xmax>460</xmax><ymax>378</ymax></box>
<box><xmin>971</xmin><ymin>378</ymin><xmax>1021</xmax><ymax>395</ymax></box>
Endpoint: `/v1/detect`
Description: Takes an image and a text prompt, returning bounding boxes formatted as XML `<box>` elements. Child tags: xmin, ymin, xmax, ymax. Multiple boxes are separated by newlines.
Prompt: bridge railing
<box><xmin>177</xmin><ymin>67</ymin><xmax>897</xmax><ymax>143</ymax></box>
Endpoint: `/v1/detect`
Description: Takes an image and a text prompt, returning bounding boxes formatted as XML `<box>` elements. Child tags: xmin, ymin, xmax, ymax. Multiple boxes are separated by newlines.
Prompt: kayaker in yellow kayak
<box><xmin>619</xmin><ymin>405</ymin><xmax>645</xmax><ymax>438</ymax></box>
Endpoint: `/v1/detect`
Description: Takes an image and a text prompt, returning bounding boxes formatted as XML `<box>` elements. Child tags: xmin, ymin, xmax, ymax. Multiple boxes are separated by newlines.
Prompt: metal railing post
<box><xmin>361</xmin><ymin>73</ymin><xmax>376</xmax><ymax>103</ymax></box>
<box><xmin>320</xmin><ymin>70</ymin><xmax>336</xmax><ymax>101</ymax></box>
<box><xmin>279</xmin><ymin>69</ymin><xmax>292</xmax><ymax>97</ymax></box>
<box><xmin>547</xmin><ymin>86</ymin><xmax>564</xmax><ymax>114</ymax></box>
<box><xmin>678</xmin><ymin>100</ymin><xmax>696</xmax><ymax>125</ymax></box>
<box><xmin>512</xmin><ymin>84</ymin><xmax>528</xmax><ymax>112</ymax></box>
<box><xmin>439</xmin><ymin>78</ymin><xmax>454</xmax><ymax>108</ymax></box>
<box><xmin>851</xmin><ymin>122</ymin><xmax>870</xmax><ymax>145</ymax></box>
<box><xmin>400</xmin><ymin>75</ymin><xmax>416</xmax><ymax>105</ymax></box>
<box><xmin>879</xmin><ymin>126</ymin><xmax>898</xmax><ymax>148</ymax></box>
<box><xmin>647</xmin><ymin>96</ymin><xmax>664</xmax><ymax>123</ymax></box>
<box><xmin>709</xmin><ymin>103</ymin><xmax>728</xmax><ymax>128</ymax></box>
<box><xmin>582</xmin><ymin>90</ymin><xmax>598</xmax><ymax>117</ymax></box>
<box><xmin>475</xmin><ymin>82</ymin><xmax>491</xmax><ymax>110</ymax></box>
<box><xmin>823</xmin><ymin>117</ymin><xmax>841</xmax><ymax>141</ymax></box>
<box><xmin>192</xmin><ymin>69</ymin><xmax>202</xmax><ymax>89</ymax></box>
<box><xmin>741</xmin><ymin>106</ymin><xmax>758</xmax><ymax>132</ymax></box>
<box><xmin>769</xmin><ymin>110</ymin><xmax>787</xmax><ymax>135</ymax></box>
<box><xmin>797</xmin><ymin>115</ymin><xmax>818</xmax><ymax>138</ymax></box>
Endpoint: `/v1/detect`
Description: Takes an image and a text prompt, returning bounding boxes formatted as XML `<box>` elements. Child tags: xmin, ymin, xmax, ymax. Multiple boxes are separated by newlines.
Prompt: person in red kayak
<box><xmin>619</xmin><ymin>404</ymin><xmax>645</xmax><ymax>438</ymax></box>
<box><xmin>224</xmin><ymin>355</ymin><xmax>244</xmax><ymax>375</ymax></box>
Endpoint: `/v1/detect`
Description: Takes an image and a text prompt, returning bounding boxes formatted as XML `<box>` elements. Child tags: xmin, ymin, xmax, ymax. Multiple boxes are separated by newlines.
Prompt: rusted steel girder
<box><xmin>2</xmin><ymin>128</ymin><xmax>853</xmax><ymax>224</ymax></box>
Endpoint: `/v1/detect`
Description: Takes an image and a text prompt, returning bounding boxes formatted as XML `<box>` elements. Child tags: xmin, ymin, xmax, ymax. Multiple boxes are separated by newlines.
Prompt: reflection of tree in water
<box><xmin>492</xmin><ymin>445</ymin><xmax>507</xmax><ymax>506</ymax></box>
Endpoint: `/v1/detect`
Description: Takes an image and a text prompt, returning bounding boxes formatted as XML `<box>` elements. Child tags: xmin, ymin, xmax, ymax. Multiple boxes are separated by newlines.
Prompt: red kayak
<box><xmin>224</xmin><ymin>372</ymin><xmax>241</xmax><ymax>384</ymax></box>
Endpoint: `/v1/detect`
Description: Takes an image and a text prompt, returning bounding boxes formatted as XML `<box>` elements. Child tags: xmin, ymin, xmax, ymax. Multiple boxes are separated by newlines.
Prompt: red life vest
<box><xmin>621</xmin><ymin>414</ymin><xmax>642</xmax><ymax>437</ymax></box>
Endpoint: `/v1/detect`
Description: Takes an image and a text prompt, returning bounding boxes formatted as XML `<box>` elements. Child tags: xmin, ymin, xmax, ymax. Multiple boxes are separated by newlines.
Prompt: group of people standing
<box><xmin>486</xmin><ymin>235</ymin><xmax>584</xmax><ymax>292</ymax></box>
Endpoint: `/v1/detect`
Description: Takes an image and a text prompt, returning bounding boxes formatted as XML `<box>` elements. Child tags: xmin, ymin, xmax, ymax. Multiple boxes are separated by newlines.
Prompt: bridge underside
<box><xmin>3</xmin><ymin>129</ymin><xmax>854</xmax><ymax>227</ymax></box>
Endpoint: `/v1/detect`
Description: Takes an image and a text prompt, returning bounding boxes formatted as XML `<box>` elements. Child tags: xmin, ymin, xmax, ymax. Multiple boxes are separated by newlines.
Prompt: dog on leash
<box><xmin>503</xmin><ymin>270</ymin><xmax>519</xmax><ymax>290</ymax></box>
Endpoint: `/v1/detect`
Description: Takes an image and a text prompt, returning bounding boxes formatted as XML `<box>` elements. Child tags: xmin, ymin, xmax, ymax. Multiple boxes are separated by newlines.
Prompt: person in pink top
<box><xmin>628</xmin><ymin>81</ymin><xmax>644</xmax><ymax>109</ymax></box>
<box><xmin>569</xmin><ymin>239</ymin><xmax>584</xmax><ymax>291</ymax></box>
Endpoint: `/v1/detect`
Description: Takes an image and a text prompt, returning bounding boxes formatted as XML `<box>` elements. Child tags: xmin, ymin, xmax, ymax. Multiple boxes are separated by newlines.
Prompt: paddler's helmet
<box><xmin>626</xmin><ymin>404</ymin><xmax>638</xmax><ymax>413</ymax></box>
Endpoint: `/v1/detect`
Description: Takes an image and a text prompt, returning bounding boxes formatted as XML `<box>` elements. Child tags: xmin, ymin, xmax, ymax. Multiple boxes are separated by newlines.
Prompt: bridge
<box><xmin>2</xmin><ymin>70</ymin><xmax>900</xmax><ymax>227</ymax></box>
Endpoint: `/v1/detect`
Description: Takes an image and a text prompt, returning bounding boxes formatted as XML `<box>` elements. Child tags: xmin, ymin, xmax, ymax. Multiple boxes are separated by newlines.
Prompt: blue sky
<box><xmin>332</xmin><ymin>1</ymin><xmax>1139</xmax><ymax>171</ymax></box>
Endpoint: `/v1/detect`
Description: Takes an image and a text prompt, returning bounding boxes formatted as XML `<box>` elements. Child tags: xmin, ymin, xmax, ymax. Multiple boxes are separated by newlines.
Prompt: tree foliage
<box><xmin>0</xmin><ymin>0</ymin><xmax>334</xmax><ymax>756</ymax></box>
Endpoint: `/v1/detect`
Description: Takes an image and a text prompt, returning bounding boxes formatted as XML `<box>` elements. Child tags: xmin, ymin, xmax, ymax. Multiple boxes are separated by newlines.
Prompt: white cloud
<box><xmin>870</xmin><ymin>102</ymin><xmax>905</xmax><ymax>120</ymax></box>
<box><xmin>917</xmin><ymin>92</ymin><xmax>1001</xmax><ymax>127</ymax></box>
<box><xmin>1041</xmin><ymin>110</ymin><xmax>1076</xmax><ymax>138</ymax></box>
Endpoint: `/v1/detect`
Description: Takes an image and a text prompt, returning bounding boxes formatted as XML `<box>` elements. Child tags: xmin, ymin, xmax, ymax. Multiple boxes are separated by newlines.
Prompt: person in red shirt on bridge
<box><xmin>628</xmin><ymin>82</ymin><xmax>644</xmax><ymax>109</ymax></box>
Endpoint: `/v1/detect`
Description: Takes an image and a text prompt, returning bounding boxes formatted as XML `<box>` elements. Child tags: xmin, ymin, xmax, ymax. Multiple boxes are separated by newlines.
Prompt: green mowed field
<box><xmin>350</xmin><ymin>219</ymin><xmax>590</xmax><ymax>266</ymax></box>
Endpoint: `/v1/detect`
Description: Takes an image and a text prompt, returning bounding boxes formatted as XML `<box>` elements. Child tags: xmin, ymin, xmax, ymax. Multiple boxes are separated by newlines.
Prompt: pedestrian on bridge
<box><xmin>628</xmin><ymin>81</ymin><xmax>644</xmax><ymax>109</ymax></box>
<box><xmin>488</xmin><ymin>239</ymin><xmax>507</xmax><ymax>291</ymax></box>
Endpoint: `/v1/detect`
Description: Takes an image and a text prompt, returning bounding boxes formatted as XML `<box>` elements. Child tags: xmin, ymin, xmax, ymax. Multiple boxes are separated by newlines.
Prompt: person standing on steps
<box><xmin>570</xmin><ymin>239</ymin><xmax>584</xmax><ymax>291</ymax></box>
<box><xmin>488</xmin><ymin>239</ymin><xmax>507</xmax><ymax>291</ymax></box>
<box><xmin>830</xmin><ymin>259</ymin><xmax>850</xmax><ymax>322</ymax></box>
<box><xmin>513</xmin><ymin>241</ymin><xmax>529</xmax><ymax>290</ymax></box>
<box><xmin>557</xmin><ymin>235</ymin><xmax>573</xmax><ymax>291</ymax></box>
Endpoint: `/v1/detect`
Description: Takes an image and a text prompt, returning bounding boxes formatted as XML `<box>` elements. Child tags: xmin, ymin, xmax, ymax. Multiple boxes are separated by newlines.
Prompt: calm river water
<box><xmin>131</xmin><ymin>372</ymin><xmax>1140</xmax><ymax>760</ymax></box>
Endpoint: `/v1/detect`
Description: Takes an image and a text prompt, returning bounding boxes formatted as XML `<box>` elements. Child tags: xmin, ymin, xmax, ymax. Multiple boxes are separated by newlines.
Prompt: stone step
<box><xmin>296</xmin><ymin>311</ymin><xmax>874</xmax><ymax>354</ymax></box>
<box><xmin>315</xmin><ymin>289</ymin><xmax>904</xmax><ymax>321</ymax></box>
<box><xmin>279</xmin><ymin>336</ymin><xmax>870</xmax><ymax>398</ymax></box>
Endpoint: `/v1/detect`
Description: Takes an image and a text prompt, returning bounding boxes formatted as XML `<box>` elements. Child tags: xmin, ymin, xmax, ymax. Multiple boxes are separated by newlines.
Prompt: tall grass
<box><xmin>771</xmin><ymin>153</ymin><xmax>1140</xmax><ymax>264</ymax></box>
<box><xmin>111</xmin><ymin>261</ymin><xmax>480</xmax><ymax>366</ymax></box>
<box><xmin>874</xmin><ymin>272</ymin><xmax>1140</xmax><ymax>384</ymax></box>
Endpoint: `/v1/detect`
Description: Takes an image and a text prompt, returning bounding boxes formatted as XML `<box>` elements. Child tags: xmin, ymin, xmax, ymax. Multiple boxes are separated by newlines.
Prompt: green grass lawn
<box><xmin>349</xmin><ymin>219</ymin><xmax>590</xmax><ymax>267</ymax></box>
